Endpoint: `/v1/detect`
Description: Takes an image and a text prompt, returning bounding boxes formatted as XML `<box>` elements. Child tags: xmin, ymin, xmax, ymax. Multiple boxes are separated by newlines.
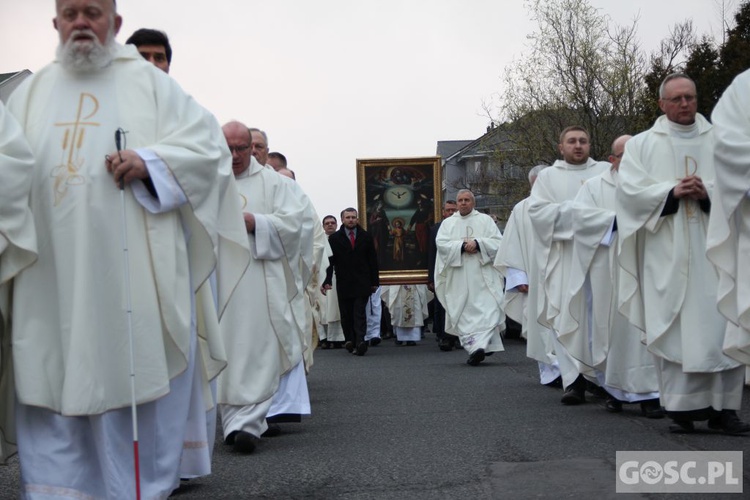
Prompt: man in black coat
<box><xmin>428</xmin><ymin>200</ymin><xmax>458</xmax><ymax>351</ymax></box>
<box><xmin>322</xmin><ymin>207</ymin><xmax>379</xmax><ymax>356</ymax></box>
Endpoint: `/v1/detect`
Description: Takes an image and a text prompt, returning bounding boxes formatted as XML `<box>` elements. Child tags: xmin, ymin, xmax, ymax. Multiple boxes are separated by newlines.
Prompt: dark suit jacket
<box><xmin>325</xmin><ymin>224</ymin><xmax>379</xmax><ymax>298</ymax></box>
<box><xmin>428</xmin><ymin>221</ymin><xmax>442</xmax><ymax>284</ymax></box>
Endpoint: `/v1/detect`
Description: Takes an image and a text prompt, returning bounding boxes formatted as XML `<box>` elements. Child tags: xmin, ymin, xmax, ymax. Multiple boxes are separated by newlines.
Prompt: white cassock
<box><xmin>528</xmin><ymin>158</ymin><xmax>609</xmax><ymax>389</ymax></box>
<box><xmin>494</xmin><ymin>198</ymin><xmax>560</xmax><ymax>385</ymax></box>
<box><xmin>617</xmin><ymin>114</ymin><xmax>743</xmax><ymax>413</ymax></box>
<box><xmin>266</xmin><ymin>176</ymin><xmax>316</xmax><ymax>420</ymax></box>
<box><xmin>218</xmin><ymin>157</ymin><xmax>307</xmax><ymax>439</ymax></box>
<box><xmin>0</xmin><ymin>102</ymin><xmax>36</xmax><ymax>465</ymax></box>
<box><xmin>562</xmin><ymin>169</ymin><xmax>659</xmax><ymax>402</ymax></box>
<box><xmin>365</xmin><ymin>286</ymin><xmax>383</xmax><ymax>342</ymax></box>
<box><xmin>707</xmin><ymin>68</ymin><xmax>750</xmax><ymax>368</ymax></box>
<box><xmin>5</xmin><ymin>44</ymin><xmax>250</xmax><ymax>499</ymax></box>
<box><xmin>382</xmin><ymin>284</ymin><xmax>429</xmax><ymax>342</ymax></box>
<box><xmin>305</xmin><ymin>217</ymin><xmax>333</xmax><ymax>369</ymax></box>
<box><xmin>318</xmin><ymin>267</ymin><xmax>345</xmax><ymax>343</ymax></box>
<box><xmin>435</xmin><ymin>209</ymin><xmax>505</xmax><ymax>354</ymax></box>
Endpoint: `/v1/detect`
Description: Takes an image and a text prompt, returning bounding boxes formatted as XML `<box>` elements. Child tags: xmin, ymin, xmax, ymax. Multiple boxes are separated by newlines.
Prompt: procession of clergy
<box><xmin>2</xmin><ymin>0</ymin><xmax>750</xmax><ymax>498</ymax></box>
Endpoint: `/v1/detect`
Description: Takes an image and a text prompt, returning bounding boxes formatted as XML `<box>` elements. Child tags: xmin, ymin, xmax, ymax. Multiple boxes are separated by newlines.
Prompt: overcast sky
<box><xmin>0</xmin><ymin>0</ymin><xmax>728</xmax><ymax>221</ymax></box>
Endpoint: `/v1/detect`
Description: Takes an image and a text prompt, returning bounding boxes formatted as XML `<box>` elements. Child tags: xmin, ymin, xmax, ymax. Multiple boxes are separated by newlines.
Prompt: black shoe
<box><xmin>395</xmin><ymin>340</ymin><xmax>404</xmax><ymax>346</ymax></box>
<box><xmin>485</xmin><ymin>351</ymin><xmax>494</xmax><ymax>357</ymax></box>
<box><xmin>262</xmin><ymin>423</ymin><xmax>282</xmax><ymax>437</ymax></box>
<box><xmin>438</xmin><ymin>339</ymin><xmax>453</xmax><ymax>351</ymax></box>
<box><xmin>225</xmin><ymin>430</ymin><xmax>238</xmax><ymax>445</ymax></box>
<box><xmin>561</xmin><ymin>386</ymin><xmax>586</xmax><ymax>405</ymax></box>
<box><xmin>233</xmin><ymin>431</ymin><xmax>260</xmax><ymax>453</ymax></box>
<box><xmin>669</xmin><ymin>420</ymin><xmax>695</xmax><ymax>433</ymax></box>
<box><xmin>369</xmin><ymin>337</ymin><xmax>381</xmax><ymax>347</ymax></box>
<box><xmin>467</xmin><ymin>348</ymin><xmax>485</xmax><ymax>366</ymax></box>
<box><xmin>319</xmin><ymin>341</ymin><xmax>330</xmax><ymax>350</ymax></box>
<box><xmin>586</xmin><ymin>381</ymin><xmax>609</xmax><ymax>399</ymax></box>
<box><xmin>708</xmin><ymin>410</ymin><xmax>750</xmax><ymax>435</ymax></box>
<box><xmin>640</xmin><ymin>399</ymin><xmax>664</xmax><ymax>419</ymax></box>
<box><xmin>605</xmin><ymin>397</ymin><xmax>623</xmax><ymax>413</ymax></box>
<box><xmin>406</xmin><ymin>341</ymin><xmax>416</xmax><ymax>346</ymax></box>
<box><xmin>344</xmin><ymin>341</ymin><xmax>354</xmax><ymax>353</ymax></box>
<box><xmin>544</xmin><ymin>376</ymin><xmax>563</xmax><ymax>389</ymax></box>
<box><xmin>356</xmin><ymin>342</ymin><xmax>368</xmax><ymax>356</ymax></box>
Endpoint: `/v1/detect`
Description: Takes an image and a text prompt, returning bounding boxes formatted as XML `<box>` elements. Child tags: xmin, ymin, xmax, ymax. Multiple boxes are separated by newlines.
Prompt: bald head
<box><xmin>608</xmin><ymin>135</ymin><xmax>632</xmax><ymax>171</ymax></box>
<box><xmin>222</xmin><ymin>121</ymin><xmax>253</xmax><ymax>177</ymax></box>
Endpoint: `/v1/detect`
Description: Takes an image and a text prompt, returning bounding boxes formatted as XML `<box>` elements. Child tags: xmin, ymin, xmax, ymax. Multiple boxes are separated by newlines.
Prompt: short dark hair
<box><xmin>125</xmin><ymin>29</ymin><xmax>172</xmax><ymax>64</ymax></box>
<box><xmin>340</xmin><ymin>207</ymin><xmax>357</xmax><ymax>219</ymax></box>
<box><xmin>322</xmin><ymin>215</ymin><xmax>337</xmax><ymax>224</ymax></box>
<box><xmin>268</xmin><ymin>152</ymin><xmax>287</xmax><ymax>167</ymax></box>
<box><xmin>559</xmin><ymin>126</ymin><xmax>589</xmax><ymax>144</ymax></box>
<box><xmin>444</xmin><ymin>199</ymin><xmax>457</xmax><ymax>206</ymax></box>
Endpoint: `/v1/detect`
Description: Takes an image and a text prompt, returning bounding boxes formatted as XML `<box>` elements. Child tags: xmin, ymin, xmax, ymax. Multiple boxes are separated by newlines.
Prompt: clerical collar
<box><xmin>235</xmin><ymin>167</ymin><xmax>251</xmax><ymax>179</ymax></box>
<box><xmin>667</xmin><ymin>119</ymin><xmax>699</xmax><ymax>139</ymax></box>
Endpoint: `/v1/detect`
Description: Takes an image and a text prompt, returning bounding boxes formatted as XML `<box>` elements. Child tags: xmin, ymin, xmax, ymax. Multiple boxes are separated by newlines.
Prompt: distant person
<box><xmin>322</xmin><ymin>208</ymin><xmax>379</xmax><ymax>356</ymax></box>
<box><xmin>317</xmin><ymin>215</ymin><xmax>346</xmax><ymax>349</ymax></box>
<box><xmin>435</xmin><ymin>190</ymin><xmax>505</xmax><ymax>366</ymax></box>
<box><xmin>495</xmin><ymin>165</ymin><xmax>561</xmax><ymax>386</ymax></box>
<box><xmin>249</xmin><ymin>127</ymin><xmax>270</xmax><ymax>166</ymax></box>
<box><xmin>268</xmin><ymin>151</ymin><xmax>287</xmax><ymax>172</ymax></box>
<box><xmin>428</xmin><ymin>200</ymin><xmax>458</xmax><ymax>351</ymax></box>
<box><xmin>125</xmin><ymin>27</ymin><xmax>172</xmax><ymax>73</ymax></box>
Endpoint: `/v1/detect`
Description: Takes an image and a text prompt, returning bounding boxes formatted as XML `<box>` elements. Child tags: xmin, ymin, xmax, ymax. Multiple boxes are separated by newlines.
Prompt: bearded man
<box><xmin>5</xmin><ymin>1</ymin><xmax>250</xmax><ymax>497</ymax></box>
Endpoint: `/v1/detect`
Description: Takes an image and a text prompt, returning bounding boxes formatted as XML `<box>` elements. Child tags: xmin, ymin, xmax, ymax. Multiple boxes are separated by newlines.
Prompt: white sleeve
<box><xmin>252</xmin><ymin>214</ymin><xmax>285</xmax><ymax>260</ymax></box>
<box><xmin>131</xmin><ymin>148</ymin><xmax>188</xmax><ymax>214</ymax></box>
<box><xmin>505</xmin><ymin>267</ymin><xmax>528</xmax><ymax>290</ymax></box>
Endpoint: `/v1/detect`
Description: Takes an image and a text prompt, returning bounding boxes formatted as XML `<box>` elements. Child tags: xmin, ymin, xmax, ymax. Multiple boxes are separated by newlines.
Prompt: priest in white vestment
<box><xmin>617</xmin><ymin>73</ymin><xmax>749</xmax><ymax>435</ymax></box>
<box><xmin>5</xmin><ymin>3</ymin><xmax>252</xmax><ymax>496</ymax></box>
<box><xmin>218</xmin><ymin>122</ymin><xmax>307</xmax><ymax>453</ymax></box>
<box><xmin>318</xmin><ymin>216</ymin><xmax>346</xmax><ymax>348</ymax></box>
<box><xmin>435</xmin><ymin>189</ymin><xmax>505</xmax><ymax>366</ymax></box>
<box><xmin>707</xmin><ymin>68</ymin><xmax>750</xmax><ymax>369</ymax></box>
<box><xmin>382</xmin><ymin>284</ymin><xmax>429</xmax><ymax>345</ymax></box>
<box><xmin>527</xmin><ymin>126</ymin><xmax>609</xmax><ymax>405</ymax></box>
<box><xmin>265</xmin><ymin>168</ymin><xmax>317</xmax><ymax>430</ymax></box>
<box><xmin>495</xmin><ymin>166</ymin><xmax>561</xmax><ymax>386</ymax></box>
<box><xmin>562</xmin><ymin>136</ymin><xmax>661</xmax><ymax>416</ymax></box>
<box><xmin>0</xmin><ymin>102</ymin><xmax>36</xmax><ymax>465</ymax></box>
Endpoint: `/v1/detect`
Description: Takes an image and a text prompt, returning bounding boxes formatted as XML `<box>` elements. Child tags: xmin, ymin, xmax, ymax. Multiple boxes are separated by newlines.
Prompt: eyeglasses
<box><xmin>664</xmin><ymin>94</ymin><xmax>696</xmax><ymax>104</ymax></box>
<box><xmin>228</xmin><ymin>145</ymin><xmax>250</xmax><ymax>154</ymax></box>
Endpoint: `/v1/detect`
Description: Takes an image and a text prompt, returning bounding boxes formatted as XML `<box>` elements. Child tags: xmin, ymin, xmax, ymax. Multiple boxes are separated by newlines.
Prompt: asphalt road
<box><xmin>2</xmin><ymin>333</ymin><xmax>749</xmax><ymax>499</ymax></box>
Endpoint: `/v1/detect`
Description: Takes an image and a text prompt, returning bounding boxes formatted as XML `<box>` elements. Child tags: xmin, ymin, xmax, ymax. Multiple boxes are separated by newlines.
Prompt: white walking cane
<box><xmin>115</xmin><ymin>128</ymin><xmax>141</xmax><ymax>500</ymax></box>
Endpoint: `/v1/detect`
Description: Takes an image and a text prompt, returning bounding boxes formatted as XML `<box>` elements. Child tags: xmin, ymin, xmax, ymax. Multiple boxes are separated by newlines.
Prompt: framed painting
<box><xmin>356</xmin><ymin>156</ymin><xmax>441</xmax><ymax>285</ymax></box>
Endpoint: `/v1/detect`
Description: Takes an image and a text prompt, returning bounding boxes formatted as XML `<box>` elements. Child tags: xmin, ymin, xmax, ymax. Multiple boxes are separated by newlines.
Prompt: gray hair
<box><xmin>456</xmin><ymin>189</ymin><xmax>475</xmax><ymax>201</ymax></box>
<box><xmin>247</xmin><ymin>127</ymin><xmax>268</xmax><ymax>147</ymax></box>
<box><xmin>658</xmin><ymin>73</ymin><xmax>696</xmax><ymax>99</ymax></box>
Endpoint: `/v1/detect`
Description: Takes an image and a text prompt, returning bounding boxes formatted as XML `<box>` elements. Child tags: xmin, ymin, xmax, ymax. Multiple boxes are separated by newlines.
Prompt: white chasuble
<box><xmin>707</xmin><ymin>68</ymin><xmax>750</xmax><ymax>365</ymax></box>
<box><xmin>567</xmin><ymin>170</ymin><xmax>658</xmax><ymax>395</ymax></box>
<box><xmin>616</xmin><ymin>115</ymin><xmax>739</xmax><ymax>374</ymax></box>
<box><xmin>218</xmin><ymin>158</ymin><xmax>306</xmax><ymax>406</ymax></box>
<box><xmin>0</xmin><ymin>102</ymin><xmax>36</xmax><ymax>463</ymax></box>
<box><xmin>495</xmin><ymin>198</ymin><xmax>556</xmax><ymax>366</ymax></box>
<box><xmin>435</xmin><ymin>210</ymin><xmax>505</xmax><ymax>352</ymax></box>
<box><xmin>7</xmin><ymin>45</ymin><xmax>250</xmax><ymax>416</ymax></box>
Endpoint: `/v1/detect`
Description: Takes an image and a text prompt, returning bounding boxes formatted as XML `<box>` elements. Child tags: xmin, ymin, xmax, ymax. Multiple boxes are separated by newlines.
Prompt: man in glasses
<box><xmin>616</xmin><ymin>73</ymin><xmax>749</xmax><ymax>435</ymax></box>
<box><xmin>4</xmin><ymin>1</ymin><xmax>251</xmax><ymax>497</ymax></box>
<box><xmin>218</xmin><ymin>121</ymin><xmax>308</xmax><ymax>453</ymax></box>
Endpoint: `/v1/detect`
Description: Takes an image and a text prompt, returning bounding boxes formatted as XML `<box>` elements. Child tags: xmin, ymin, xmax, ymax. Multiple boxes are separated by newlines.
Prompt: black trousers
<box><xmin>431</xmin><ymin>298</ymin><xmax>446</xmax><ymax>339</ymax></box>
<box><xmin>338</xmin><ymin>294</ymin><xmax>368</xmax><ymax>346</ymax></box>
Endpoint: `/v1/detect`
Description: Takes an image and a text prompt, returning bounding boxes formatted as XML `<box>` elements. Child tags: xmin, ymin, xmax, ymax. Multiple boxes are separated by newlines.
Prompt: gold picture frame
<box><xmin>356</xmin><ymin>156</ymin><xmax>442</xmax><ymax>285</ymax></box>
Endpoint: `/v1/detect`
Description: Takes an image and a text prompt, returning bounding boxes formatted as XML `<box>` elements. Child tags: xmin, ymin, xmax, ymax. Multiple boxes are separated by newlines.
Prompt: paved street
<box><xmin>2</xmin><ymin>333</ymin><xmax>749</xmax><ymax>499</ymax></box>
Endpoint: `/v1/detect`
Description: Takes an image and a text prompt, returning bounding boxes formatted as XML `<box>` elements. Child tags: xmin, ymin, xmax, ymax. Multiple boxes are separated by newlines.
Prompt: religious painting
<box><xmin>356</xmin><ymin>156</ymin><xmax>441</xmax><ymax>285</ymax></box>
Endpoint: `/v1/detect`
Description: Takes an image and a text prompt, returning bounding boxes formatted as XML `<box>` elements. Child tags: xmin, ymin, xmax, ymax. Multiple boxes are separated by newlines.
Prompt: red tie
<box><xmin>349</xmin><ymin>230</ymin><xmax>356</xmax><ymax>248</ymax></box>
